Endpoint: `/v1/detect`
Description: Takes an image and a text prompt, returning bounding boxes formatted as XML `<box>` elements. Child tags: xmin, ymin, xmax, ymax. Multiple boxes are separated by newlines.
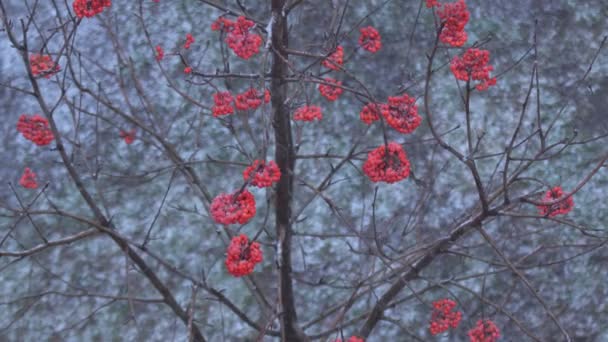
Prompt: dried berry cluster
<box><xmin>362</xmin><ymin>142</ymin><xmax>411</xmax><ymax>184</ymax></box>
<box><xmin>537</xmin><ymin>186</ymin><xmax>574</xmax><ymax>217</ymax></box>
<box><xmin>73</xmin><ymin>0</ymin><xmax>111</xmax><ymax>18</ymax></box>
<box><xmin>225</xmin><ymin>234</ymin><xmax>263</xmax><ymax>277</ymax></box>
<box><xmin>429</xmin><ymin>299</ymin><xmax>462</xmax><ymax>335</ymax></box>
<box><xmin>29</xmin><ymin>54</ymin><xmax>60</xmax><ymax>78</ymax></box>
<box><xmin>211</xmin><ymin>16</ymin><xmax>263</xmax><ymax>60</ymax></box>
<box><xmin>17</xmin><ymin>114</ymin><xmax>55</xmax><ymax>146</ymax></box>
<box><xmin>451</xmin><ymin>48</ymin><xmax>497</xmax><ymax>91</ymax></box>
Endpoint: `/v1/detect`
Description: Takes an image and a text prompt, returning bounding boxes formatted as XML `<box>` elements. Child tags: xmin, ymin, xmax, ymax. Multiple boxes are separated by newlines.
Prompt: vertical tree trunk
<box><xmin>270</xmin><ymin>1</ymin><xmax>307</xmax><ymax>341</ymax></box>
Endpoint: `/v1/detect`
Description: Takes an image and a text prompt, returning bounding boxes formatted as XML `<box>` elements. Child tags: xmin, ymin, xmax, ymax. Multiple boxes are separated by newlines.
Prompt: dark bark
<box><xmin>270</xmin><ymin>1</ymin><xmax>307</xmax><ymax>341</ymax></box>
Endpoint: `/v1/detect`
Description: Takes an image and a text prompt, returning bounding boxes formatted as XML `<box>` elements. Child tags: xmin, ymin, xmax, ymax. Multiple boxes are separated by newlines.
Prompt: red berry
<box><xmin>537</xmin><ymin>186</ymin><xmax>574</xmax><ymax>217</ymax></box>
<box><xmin>211</xmin><ymin>190</ymin><xmax>256</xmax><ymax>225</ymax></box>
<box><xmin>29</xmin><ymin>54</ymin><xmax>60</xmax><ymax>79</ymax></box>
<box><xmin>382</xmin><ymin>94</ymin><xmax>422</xmax><ymax>134</ymax></box>
<box><xmin>429</xmin><ymin>299</ymin><xmax>462</xmax><ymax>335</ymax></box>
<box><xmin>293</xmin><ymin>105</ymin><xmax>322</xmax><ymax>122</ymax></box>
<box><xmin>225</xmin><ymin>234</ymin><xmax>263</xmax><ymax>277</ymax></box>
<box><xmin>450</xmin><ymin>48</ymin><xmax>497</xmax><ymax>91</ymax></box>
<box><xmin>468</xmin><ymin>319</ymin><xmax>500</xmax><ymax>342</ymax></box>
<box><xmin>437</xmin><ymin>0</ymin><xmax>470</xmax><ymax>47</ymax></box>
<box><xmin>243</xmin><ymin>160</ymin><xmax>281</xmax><ymax>188</ymax></box>
<box><xmin>322</xmin><ymin>46</ymin><xmax>344</xmax><ymax>70</ymax></box>
<box><xmin>16</xmin><ymin>114</ymin><xmax>54</xmax><ymax>146</ymax></box>
<box><xmin>359</xmin><ymin>102</ymin><xmax>387</xmax><ymax>125</ymax></box>
<box><xmin>184</xmin><ymin>33</ymin><xmax>195</xmax><ymax>49</ymax></box>
<box><xmin>119</xmin><ymin>129</ymin><xmax>136</xmax><ymax>145</ymax></box>
<box><xmin>318</xmin><ymin>78</ymin><xmax>343</xmax><ymax>101</ymax></box>
<box><xmin>155</xmin><ymin>45</ymin><xmax>164</xmax><ymax>61</ymax></box>
<box><xmin>72</xmin><ymin>0</ymin><xmax>111</xmax><ymax>18</ymax></box>
<box><xmin>358</xmin><ymin>26</ymin><xmax>382</xmax><ymax>53</ymax></box>
<box><xmin>212</xmin><ymin>91</ymin><xmax>235</xmax><ymax>117</ymax></box>
<box><xmin>363</xmin><ymin>142</ymin><xmax>411</xmax><ymax>183</ymax></box>
<box><xmin>19</xmin><ymin>168</ymin><xmax>38</xmax><ymax>189</ymax></box>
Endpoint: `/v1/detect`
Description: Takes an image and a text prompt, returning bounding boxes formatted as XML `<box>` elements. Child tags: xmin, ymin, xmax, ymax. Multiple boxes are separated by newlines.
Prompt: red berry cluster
<box><xmin>382</xmin><ymin>93</ymin><xmax>422</xmax><ymax>134</ymax></box>
<box><xmin>334</xmin><ymin>336</ymin><xmax>364</xmax><ymax>342</ymax></box>
<box><xmin>322</xmin><ymin>46</ymin><xmax>344</xmax><ymax>71</ymax></box>
<box><xmin>429</xmin><ymin>299</ymin><xmax>463</xmax><ymax>335</ymax></box>
<box><xmin>212</xmin><ymin>91</ymin><xmax>235</xmax><ymax>117</ymax></box>
<box><xmin>184</xmin><ymin>66</ymin><xmax>193</xmax><ymax>74</ymax></box>
<box><xmin>293</xmin><ymin>105</ymin><xmax>322</xmax><ymax>122</ymax></box>
<box><xmin>17</xmin><ymin>114</ymin><xmax>55</xmax><ymax>146</ymax></box>
<box><xmin>119</xmin><ymin>129</ymin><xmax>136</xmax><ymax>145</ymax></box>
<box><xmin>29</xmin><ymin>54</ymin><xmax>60</xmax><ymax>79</ymax></box>
<box><xmin>19</xmin><ymin>168</ymin><xmax>38</xmax><ymax>189</ymax></box>
<box><xmin>211</xmin><ymin>190</ymin><xmax>256</xmax><ymax>225</ymax></box>
<box><xmin>359</xmin><ymin>102</ymin><xmax>386</xmax><ymax>125</ymax></box>
<box><xmin>225</xmin><ymin>234</ymin><xmax>263</xmax><ymax>277</ymax></box>
<box><xmin>155</xmin><ymin>45</ymin><xmax>164</xmax><ymax>61</ymax></box>
<box><xmin>318</xmin><ymin>78</ymin><xmax>343</xmax><ymax>101</ymax></box>
<box><xmin>537</xmin><ymin>186</ymin><xmax>574</xmax><ymax>217</ymax></box>
<box><xmin>451</xmin><ymin>48</ymin><xmax>497</xmax><ymax>91</ymax></box>
<box><xmin>363</xmin><ymin>142</ymin><xmax>411</xmax><ymax>183</ymax></box>
<box><xmin>243</xmin><ymin>160</ymin><xmax>281</xmax><ymax>188</ymax></box>
<box><xmin>184</xmin><ymin>33</ymin><xmax>195</xmax><ymax>49</ymax></box>
<box><xmin>468</xmin><ymin>319</ymin><xmax>500</xmax><ymax>342</ymax></box>
<box><xmin>437</xmin><ymin>0</ymin><xmax>470</xmax><ymax>47</ymax></box>
<box><xmin>358</xmin><ymin>26</ymin><xmax>382</xmax><ymax>53</ymax></box>
<box><xmin>235</xmin><ymin>88</ymin><xmax>270</xmax><ymax>111</ymax></box>
<box><xmin>212</xmin><ymin>16</ymin><xmax>263</xmax><ymax>60</ymax></box>
<box><xmin>72</xmin><ymin>0</ymin><xmax>111</xmax><ymax>18</ymax></box>
<box><xmin>426</xmin><ymin>0</ymin><xmax>441</xmax><ymax>7</ymax></box>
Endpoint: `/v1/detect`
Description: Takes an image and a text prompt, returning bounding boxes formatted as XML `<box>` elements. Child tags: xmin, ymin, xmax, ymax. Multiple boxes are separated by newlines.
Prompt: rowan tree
<box><xmin>0</xmin><ymin>0</ymin><xmax>607</xmax><ymax>341</ymax></box>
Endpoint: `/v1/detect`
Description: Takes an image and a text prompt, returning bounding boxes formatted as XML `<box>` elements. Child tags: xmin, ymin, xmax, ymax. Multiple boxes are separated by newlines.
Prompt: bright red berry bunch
<box><xmin>358</xmin><ymin>26</ymin><xmax>382</xmax><ymax>53</ymax></box>
<box><xmin>235</xmin><ymin>88</ymin><xmax>270</xmax><ymax>111</ymax></box>
<box><xmin>72</xmin><ymin>0</ymin><xmax>111</xmax><ymax>18</ymax></box>
<box><xmin>318</xmin><ymin>78</ymin><xmax>343</xmax><ymax>101</ymax></box>
<box><xmin>19</xmin><ymin>168</ymin><xmax>38</xmax><ymax>189</ymax></box>
<box><xmin>437</xmin><ymin>0</ymin><xmax>470</xmax><ymax>47</ymax></box>
<box><xmin>359</xmin><ymin>102</ymin><xmax>386</xmax><ymax>125</ymax></box>
<box><xmin>119</xmin><ymin>129</ymin><xmax>136</xmax><ymax>144</ymax></box>
<box><xmin>322</xmin><ymin>46</ymin><xmax>344</xmax><ymax>70</ymax></box>
<box><xmin>17</xmin><ymin>114</ymin><xmax>55</xmax><ymax>146</ymax></box>
<box><xmin>212</xmin><ymin>91</ymin><xmax>235</xmax><ymax>117</ymax></box>
<box><xmin>184</xmin><ymin>33</ymin><xmax>195</xmax><ymax>49</ymax></box>
<box><xmin>184</xmin><ymin>66</ymin><xmax>193</xmax><ymax>74</ymax></box>
<box><xmin>429</xmin><ymin>299</ymin><xmax>463</xmax><ymax>335</ymax></box>
<box><xmin>451</xmin><ymin>48</ymin><xmax>497</xmax><ymax>91</ymax></box>
<box><xmin>334</xmin><ymin>336</ymin><xmax>364</xmax><ymax>342</ymax></box>
<box><xmin>155</xmin><ymin>45</ymin><xmax>164</xmax><ymax>61</ymax></box>
<box><xmin>212</xmin><ymin>16</ymin><xmax>263</xmax><ymax>59</ymax></box>
<box><xmin>426</xmin><ymin>0</ymin><xmax>441</xmax><ymax>7</ymax></box>
<box><xmin>363</xmin><ymin>142</ymin><xmax>411</xmax><ymax>183</ymax></box>
<box><xmin>537</xmin><ymin>186</ymin><xmax>574</xmax><ymax>217</ymax></box>
<box><xmin>211</xmin><ymin>190</ymin><xmax>256</xmax><ymax>225</ymax></box>
<box><xmin>293</xmin><ymin>105</ymin><xmax>322</xmax><ymax>122</ymax></box>
<box><xmin>468</xmin><ymin>319</ymin><xmax>500</xmax><ymax>342</ymax></box>
<box><xmin>243</xmin><ymin>160</ymin><xmax>281</xmax><ymax>188</ymax></box>
<box><xmin>29</xmin><ymin>54</ymin><xmax>60</xmax><ymax>78</ymax></box>
<box><xmin>225</xmin><ymin>234</ymin><xmax>263</xmax><ymax>277</ymax></box>
<box><xmin>382</xmin><ymin>94</ymin><xmax>422</xmax><ymax>134</ymax></box>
